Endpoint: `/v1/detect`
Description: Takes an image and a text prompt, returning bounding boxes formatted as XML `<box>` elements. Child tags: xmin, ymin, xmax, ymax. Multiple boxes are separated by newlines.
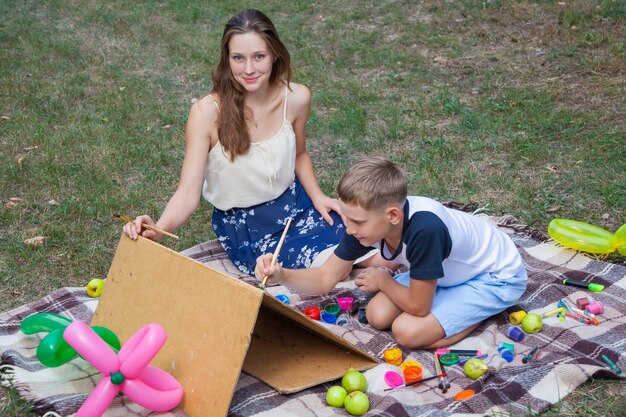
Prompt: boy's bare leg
<box><xmin>390</xmin><ymin>312</ymin><xmax>446</xmax><ymax>349</ymax></box>
<box><xmin>365</xmin><ymin>291</ymin><xmax>402</xmax><ymax>330</ymax></box>
<box><xmin>421</xmin><ymin>323</ymin><xmax>481</xmax><ymax>349</ymax></box>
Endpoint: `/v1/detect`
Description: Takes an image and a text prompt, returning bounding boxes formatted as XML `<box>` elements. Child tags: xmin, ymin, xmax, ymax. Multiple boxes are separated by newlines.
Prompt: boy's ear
<box><xmin>385</xmin><ymin>205</ymin><xmax>403</xmax><ymax>225</ymax></box>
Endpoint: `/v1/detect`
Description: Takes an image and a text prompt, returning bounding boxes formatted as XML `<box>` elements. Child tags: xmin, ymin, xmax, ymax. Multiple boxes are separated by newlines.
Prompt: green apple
<box><xmin>86</xmin><ymin>278</ymin><xmax>105</xmax><ymax>298</ymax></box>
<box><xmin>344</xmin><ymin>391</ymin><xmax>369</xmax><ymax>416</ymax></box>
<box><xmin>521</xmin><ymin>313</ymin><xmax>543</xmax><ymax>334</ymax></box>
<box><xmin>463</xmin><ymin>358</ymin><xmax>488</xmax><ymax>380</ymax></box>
<box><xmin>341</xmin><ymin>367</ymin><xmax>367</xmax><ymax>393</ymax></box>
<box><xmin>325</xmin><ymin>385</ymin><xmax>347</xmax><ymax>408</ymax></box>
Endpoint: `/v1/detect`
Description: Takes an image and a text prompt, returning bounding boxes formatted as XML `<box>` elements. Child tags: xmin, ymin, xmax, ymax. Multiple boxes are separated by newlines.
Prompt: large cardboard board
<box><xmin>92</xmin><ymin>236</ymin><xmax>378</xmax><ymax>417</ymax></box>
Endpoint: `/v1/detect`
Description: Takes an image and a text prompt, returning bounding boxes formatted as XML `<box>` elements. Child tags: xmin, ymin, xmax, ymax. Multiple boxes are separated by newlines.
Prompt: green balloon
<box><xmin>37</xmin><ymin>328</ymin><xmax>77</xmax><ymax>367</ymax></box>
<box><xmin>20</xmin><ymin>313</ymin><xmax>72</xmax><ymax>334</ymax></box>
<box><xmin>21</xmin><ymin>312</ymin><xmax>121</xmax><ymax>367</ymax></box>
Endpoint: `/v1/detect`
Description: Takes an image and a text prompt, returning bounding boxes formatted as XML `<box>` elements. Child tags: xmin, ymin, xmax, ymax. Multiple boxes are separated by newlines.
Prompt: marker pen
<box><xmin>562</xmin><ymin>279</ymin><xmax>604</xmax><ymax>292</ymax></box>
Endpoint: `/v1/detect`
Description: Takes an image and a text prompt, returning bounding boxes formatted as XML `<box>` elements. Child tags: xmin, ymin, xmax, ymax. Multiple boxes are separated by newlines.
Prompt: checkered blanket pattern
<box><xmin>1</xmin><ymin>215</ymin><xmax>625</xmax><ymax>417</ymax></box>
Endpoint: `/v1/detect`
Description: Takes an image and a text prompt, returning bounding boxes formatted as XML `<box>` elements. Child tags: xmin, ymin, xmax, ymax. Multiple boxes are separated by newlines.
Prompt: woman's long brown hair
<box><xmin>211</xmin><ymin>9</ymin><xmax>292</xmax><ymax>161</ymax></box>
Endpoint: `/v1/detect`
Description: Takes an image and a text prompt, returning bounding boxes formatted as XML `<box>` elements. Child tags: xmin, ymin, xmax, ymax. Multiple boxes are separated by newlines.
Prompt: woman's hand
<box><xmin>312</xmin><ymin>195</ymin><xmax>342</xmax><ymax>226</ymax></box>
<box><xmin>122</xmin><ymin>215</ymin><xmax>161</xmax><ymax>241</ymax></box>
<box><xmin>354</xmin><ymin>267</ymin><xmax>393</xmax><ymax>292</ymax></box>
<box><xmin>255</xmin><ymin>253</ymin><xmax>286</xmax><ymax>285</ymax></box>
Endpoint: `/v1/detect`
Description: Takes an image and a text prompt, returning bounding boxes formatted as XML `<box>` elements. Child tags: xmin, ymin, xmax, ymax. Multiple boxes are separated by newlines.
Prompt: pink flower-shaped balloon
<box><xmin>63</xmin><ymin>320</ymin><xmax>183</xmax><ymax>417</ymax></box>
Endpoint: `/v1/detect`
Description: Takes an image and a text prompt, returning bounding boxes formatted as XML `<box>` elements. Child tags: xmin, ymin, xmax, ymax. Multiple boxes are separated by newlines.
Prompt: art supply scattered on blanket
<box><xmin>434</xmin><ymin>353</ymin><xmax>450</xmax><ymax>392</ymax></box>
<box><xmin>498</xmin><ymin>342</ymin><xmax>515</xmax><ymax>352</ymax></box>
<box><xmin>522</xmin><ymin>347</ymin><xmax>539</xmax><ymax>364</ymax></box>
<box><xmin>383</xmin><ymin>371</ymin><xmax>404</xmax><ymax>388</ymax></box>
<box><xmin>303</xmin><ymin>306</ymin><xmax>321</xmax><ymax>320</ymax></box>
<box><xmin>403</xmin><ymin>364</ymin><xmax>422</xmax><ymax>383</ymax></box>
<box><xmin>384</xmin><ymin>373</ymin><xmax>447</xmax><ymax>391</ymax></box>
<box><xmin>259</xmin><ymin>217</ymin><xmax>292</xmax><ymax>290</ymax></box>
<box><xmin>454</xmin><ymin>389</ymin><xmax>475</xmax><ymax>401</ymax></box>
<box><xmin>336</xmin><ymin>314</ymin><xmax>350</xmax><ymax>327</ymax></box>
<box><xmin>586</xmin><ymin>301</ymin><xmax>604</xmax><ymax>315</ymax></box>
<box><xmin>498</xmin><ymin>346</ymin><xmax>515</xmax><ymax>363</ymax></box>
<box><xmin>576</xmin><ymin>297</ymin><xmax>592</xmax><ymax>310</ymax></box>
<box><xmin>383</xmin><ymin>347</ymin><xmax>403</xmax><ymax>365</ymax></box>
<box><xmin>600</xmin><ymin>354</ymin><xmax>622</xmax><ymax>375</ymax></box>
<box><xmin>562</xmin><ymin>279</ymin><xmax>604</xmax><ymax>293</ymax></box>
<box><xmin>439</xmin><ymin>353</ymin><xmax>460</xmax><ymax>366</ymax></box>
<box><xmin>558</xmin><ymin>299</ymin><xmax>600</xmax><ymax>325</ymax></box>
<box><xmin>320</xmin><ymin>312</ymin><xmax>337</xmax><ymax>324</ymax></box>
<box><xmin>530</xmin><ymin>348</ymin><xmax>542</xmax><ymax>364</ymax></box>
<box><xmin>337</xmin><ymin>297</ymin><xmax>354</xmax><ymax>311</ymax></box>
<box><xmin>459</xmin><ymin>352</ymin><xmax>488</xmax><ymax>365</ymax></box>
<box><xmin>541</xmin><ymin>307</ymin><xmax>566</xmax><ymax>319</ymax></box>
<box><xmin>275</xmin><ymin>294</ymin><xmax>290</xmax><ymax>304</ymax></box>
<box><xmin>113</xmin><ymin>212</ymin><xmax>179</xmax><ymax>239</ymax></box>
<box><xmin>435</xmin><ymin>348</ymin><xmax>481</xmax><ymax>357</ymax></box>
<box><xmin>324</xmin><ymin>303</ymin><xmax>341</xmax><ymax>317</ymax></box>
<box><xmin>509</xmin><ymin>310</ymin><xmax>527</xmax><ymax>325</ymax></box>
<box><xmin>506</xmin><ymin>325</ymin><xmax>526</xmax><ymax>342</ymax></box>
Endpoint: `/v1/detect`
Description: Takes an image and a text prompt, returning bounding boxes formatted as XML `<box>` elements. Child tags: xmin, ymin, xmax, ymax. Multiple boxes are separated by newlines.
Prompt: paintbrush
<box><xmin>113</xmin><ymin>213</ymin><xmax>179</xmax><ymax>240</ymax></box>
<box><xmin>259</xmin><ymin>217</ymin><xmax>292</xmax><ymax>290</ymax></box>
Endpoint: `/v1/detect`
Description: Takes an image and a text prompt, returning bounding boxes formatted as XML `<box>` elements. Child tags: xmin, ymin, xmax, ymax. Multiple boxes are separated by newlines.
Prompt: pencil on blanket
<box><xmin>259</xmin><ymin>217</ymin><xmax>292</xmax><ymax>290</ymax></box>
<box><xmin>113</xmin><ymin>213</ymin><xmax>179</xmax><ymax>240</ymax></box>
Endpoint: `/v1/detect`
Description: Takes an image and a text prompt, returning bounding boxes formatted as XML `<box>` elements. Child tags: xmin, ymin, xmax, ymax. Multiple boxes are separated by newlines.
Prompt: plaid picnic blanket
<box><xmin>1</xmin><ymin>215</ymin><xmax>625</xmax><ymax>417</ymax></box>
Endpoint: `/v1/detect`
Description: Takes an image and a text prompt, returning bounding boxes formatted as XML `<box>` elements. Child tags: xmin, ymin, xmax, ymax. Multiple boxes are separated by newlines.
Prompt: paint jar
<box><xmin>320</xmin><ymin>312</ymin><xmax>337</xmax><ymax>324</ymax></box>
<box><xmin>303</xmin><ymin>306</ymin><xmax>321</xmax><ymax>321</ymax></box>
<box><xmin>275</xmin><ymin>294</ymin><xmax>290</xmax><ymax>304</ymax></box>
<box><xmin>506</xmin><ymin>325</ymin><xmax>525</xmax><ymax>342</ymax></box>
<box><xmin>585</xmin><ymin>301</ymin><xmax>604</xmax><ymax>315</ymax></box>
<box><xmin>384</xmin><ymin>371</ymin><xmax>404</xmax><ymax>388</ymax></box>
<box><xmin>576</xmin><ymin>297</ymin><xmax>591</xmax><ymax>310</ymax></box>
<box><xmin>324</xmin><ymin>303</ymin><xmax>341</xmax><ymax>317</ymax></box>
<box><xmin>358</xmin><ymin>306</ymin><xmax>368</xmax><ymax>324</ymax></box>
<box><xmin>498</xmin><ymin>347</ymin><xmax>515</xmax><ymax>363</ymax></box>
<box><xmin>383</xmin><ymin>347</ymin><xmax>403</xmax><ymax>366</ymax></box>
<box><xmin>336</xmin><ymin>313</ymin><xmax>350</xmax><ymax>327</ymax></box>
<box><xmin>337</xmin><ymin>297</ymin><xmax>354</xmax><ymax>311</ymax></box>
<box><xmin>403</xmin><ymin>365</ymin><xmax>422</xmax><ymax>383</ymax></box>
<box><xmin>498</xmin><ymin>342</ymin><xmax>515</xmax><ymax>353</ymax></box>
<box><xmin>400</xmin><ymin>360</ymin><xmax>422</xmax><ymax>373</ymax></box>
<box><xmin>509</xmin><ymin>310</ymin><xmax>527</xmax><ymax>325</ymax></box>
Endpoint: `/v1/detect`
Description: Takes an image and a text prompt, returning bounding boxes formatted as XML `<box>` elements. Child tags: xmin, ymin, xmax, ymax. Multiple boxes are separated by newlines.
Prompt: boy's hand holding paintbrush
<box><xmin>256</xmin><ymin>217</ymin><xmax>292</xmax><ymax>290</ymax></box>
<box><xmin>256</xmin><ymin>253</ymin><xmax>287</xmax><ymax>287</ymax></box>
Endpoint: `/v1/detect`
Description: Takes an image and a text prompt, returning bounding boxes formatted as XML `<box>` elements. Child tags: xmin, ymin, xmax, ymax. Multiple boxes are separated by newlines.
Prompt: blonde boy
<box><xmin>255</xmin><ymin>156</ymin><xmax>527</xmax><ymax>348</ymax></box>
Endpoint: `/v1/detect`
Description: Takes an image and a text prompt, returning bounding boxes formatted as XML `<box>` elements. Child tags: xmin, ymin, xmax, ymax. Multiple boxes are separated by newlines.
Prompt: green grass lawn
<box><xmin>1</xmin><ymin>0</ymin><xmax>624</xmax><ymax>415</ymax></box>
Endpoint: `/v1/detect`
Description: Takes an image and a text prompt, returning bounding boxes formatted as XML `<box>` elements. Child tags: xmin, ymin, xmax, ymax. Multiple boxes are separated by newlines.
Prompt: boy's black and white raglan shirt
<box><xmin>335</xmin><ymin>196</ymin><xmax>522</xmax><ymax>287</ymax></box>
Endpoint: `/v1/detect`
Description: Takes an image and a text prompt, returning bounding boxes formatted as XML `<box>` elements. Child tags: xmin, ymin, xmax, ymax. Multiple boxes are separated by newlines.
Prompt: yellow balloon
<box><xmin>614</xmin><ymin>223</ymin><xmax>626</xmax><ymax>257</ymax></box>
<box><xmin>548</xmin><ymin>218</ymin><xmax>615</xmax><ymax>255</ymax></box>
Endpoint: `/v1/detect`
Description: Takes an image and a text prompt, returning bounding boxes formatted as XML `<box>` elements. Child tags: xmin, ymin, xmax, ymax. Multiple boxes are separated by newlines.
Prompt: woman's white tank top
<box><xmin>201</xmin><ymin>87</ymin><xmax>296</xmax><ymax>211</ymax></box>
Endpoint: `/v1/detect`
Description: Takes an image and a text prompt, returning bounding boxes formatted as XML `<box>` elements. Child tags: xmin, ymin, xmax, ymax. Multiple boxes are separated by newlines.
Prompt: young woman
<box><xmin>123</xmin><ymin>9</ymin><xmax>351</xmax><ymax>274</ymax></box>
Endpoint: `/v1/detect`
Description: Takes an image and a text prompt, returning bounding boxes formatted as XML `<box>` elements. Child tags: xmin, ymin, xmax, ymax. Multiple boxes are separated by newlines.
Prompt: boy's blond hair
<box><xmin>337</xmin><ymin>156</ymin><xmax>407</xmax><ymax>210</ymax></box>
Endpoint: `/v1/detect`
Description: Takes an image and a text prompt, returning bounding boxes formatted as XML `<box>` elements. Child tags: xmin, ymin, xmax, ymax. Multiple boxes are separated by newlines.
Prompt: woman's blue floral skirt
<box><xmin>212</xmin><ymin>178</ymin><xmax>345</xmax><ymax>275</ymax></box>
